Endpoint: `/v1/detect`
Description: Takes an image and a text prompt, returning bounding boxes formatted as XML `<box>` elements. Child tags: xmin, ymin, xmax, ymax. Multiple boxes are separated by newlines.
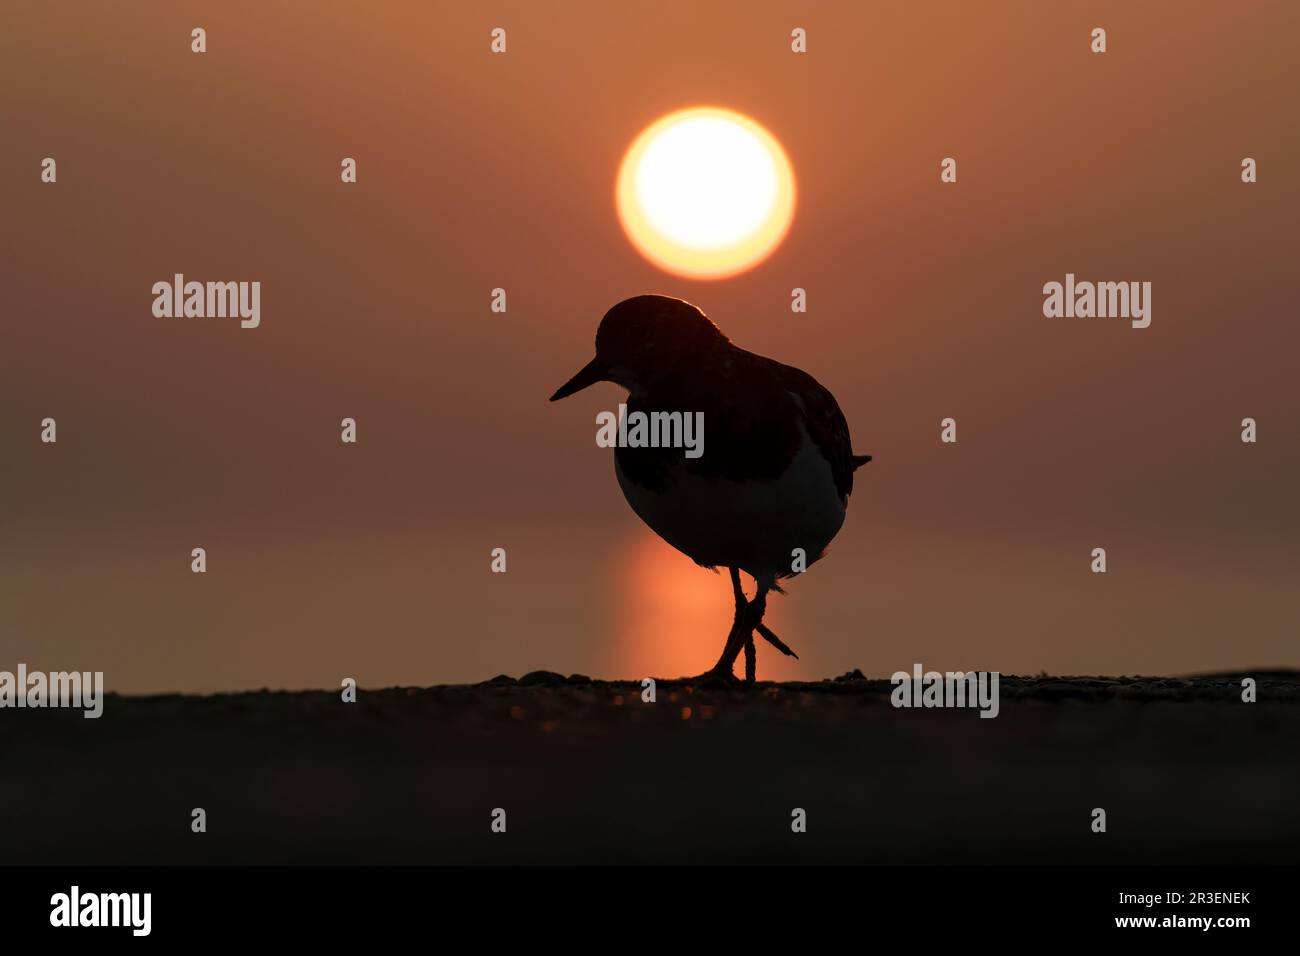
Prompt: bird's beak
<box><xmin>549</xmin><ymin>356</ymin><xmax>607</xmax><ymax>401</ymax></box>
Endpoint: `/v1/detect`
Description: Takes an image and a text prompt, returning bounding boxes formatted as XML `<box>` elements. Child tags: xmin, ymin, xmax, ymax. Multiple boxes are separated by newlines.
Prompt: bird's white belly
<box><xmin>614</xmin><ymin>426</ymin><xmax>846</xmax><ymax>586</ymax></box>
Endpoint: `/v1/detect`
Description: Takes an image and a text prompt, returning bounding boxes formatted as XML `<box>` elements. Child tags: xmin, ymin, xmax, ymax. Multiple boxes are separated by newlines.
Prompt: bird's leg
<box><xmin>704</xmin><ymin>617</ymin><xmax>748</xmax><ymax>679</ymax></box>
<box><xmin>741</xmin><ymin>586</ymin><xmax>769</xmax><ymax>683</ymax></box>
<box><xmin>732</xmin><ymin>568</ymin><xmax>758</xmax><ymax>683</ymax></box>
<box><xmin>745</xmin><ymin>586</ymin><xmax>800</xmax><ymax>663</ymax></box>
<box><xmin>695</xmin><ymin>568</ymin><xmax>749</xmax><ymax>681</ymax></box>
<box><xmin>695</xmin><ymin>571</ymin><xmax>795</xmax><ymax>682</ymax></box>
<box><xmin>729</xmin><ymin>566</ymin><xmax>747</xmax><ymax>608</ymax></box>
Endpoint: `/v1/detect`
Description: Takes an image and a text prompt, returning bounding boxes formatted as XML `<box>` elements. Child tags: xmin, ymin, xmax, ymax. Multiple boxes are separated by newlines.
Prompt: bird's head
<box><xmin>549</xmin><ymin>295</ymin><xmax>729</xmax><ymax>401</ymax></box>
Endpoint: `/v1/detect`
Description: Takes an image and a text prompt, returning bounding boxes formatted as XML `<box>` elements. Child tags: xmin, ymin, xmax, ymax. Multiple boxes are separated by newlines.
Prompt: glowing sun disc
<box><xmin>616</xmin><ymin>107</ymin><xmax>796</xmax><ymax>280</ymax></box>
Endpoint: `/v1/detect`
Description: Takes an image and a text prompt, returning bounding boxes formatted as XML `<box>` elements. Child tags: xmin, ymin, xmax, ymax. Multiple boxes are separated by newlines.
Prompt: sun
<box><xmin>616</xmin><ymin>107</ymin><xmax>796</xmax><ymax>280</ymax></box>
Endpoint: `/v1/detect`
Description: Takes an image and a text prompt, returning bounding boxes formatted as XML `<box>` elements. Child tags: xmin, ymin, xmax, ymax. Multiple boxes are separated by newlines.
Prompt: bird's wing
<box><xmin>758</xmin><ymin>356</ymin><xmax>864</xmax><ymax>500</ymax></box>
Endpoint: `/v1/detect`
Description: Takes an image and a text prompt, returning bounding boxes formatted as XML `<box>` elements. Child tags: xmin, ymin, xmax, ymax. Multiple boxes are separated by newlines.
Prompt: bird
<box><xmin>550</xmin><ymin>294</ymin><xmax>870</xmax><ymax>682</ymax></box>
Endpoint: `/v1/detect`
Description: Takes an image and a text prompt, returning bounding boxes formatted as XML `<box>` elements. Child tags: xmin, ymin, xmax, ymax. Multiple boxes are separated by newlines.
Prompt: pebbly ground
<box><xmin>3</xmin><ymin>672</ymin><xmax>1298</xmax><ymax>864</ymax></box>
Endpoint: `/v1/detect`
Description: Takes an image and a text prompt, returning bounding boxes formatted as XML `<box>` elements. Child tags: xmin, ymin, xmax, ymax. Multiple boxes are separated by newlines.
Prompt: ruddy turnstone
<box><xmin>551</xmin><ymin>295</ymin><xmax>870</xmax><ymax>682</ymax></box>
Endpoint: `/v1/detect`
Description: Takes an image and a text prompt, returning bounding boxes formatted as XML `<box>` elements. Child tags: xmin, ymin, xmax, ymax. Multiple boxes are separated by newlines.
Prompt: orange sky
<box><xmin>1</xmin><ymin>1</ymin><xmax>1297</xmax><ymax>692</ymax></box>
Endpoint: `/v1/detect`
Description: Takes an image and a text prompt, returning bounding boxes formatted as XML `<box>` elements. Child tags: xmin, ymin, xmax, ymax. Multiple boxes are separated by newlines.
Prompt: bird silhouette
<box><xmin>551</xmin><ymin>295</ymin><xmax>869</xmax><ymax>682</ymax></box>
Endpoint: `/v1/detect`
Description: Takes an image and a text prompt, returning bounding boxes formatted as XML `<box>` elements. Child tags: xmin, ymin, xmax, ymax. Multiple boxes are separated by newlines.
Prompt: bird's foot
<box><xmin>685</xmin><ymin>665</ymin><xmax>742</xmax><ymax>686</ymax></box>
<box><xmin>756</xmin><ymin>623</ymin><xmax>798</xmax><ymax>660</ymax></box>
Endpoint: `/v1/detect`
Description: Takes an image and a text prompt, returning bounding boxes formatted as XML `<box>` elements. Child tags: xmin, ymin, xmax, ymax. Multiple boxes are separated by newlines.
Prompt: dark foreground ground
<box><xmin>4</xmin><ymin>672</ymin><xmax>1298</xmax><ymax>864</ymax></box>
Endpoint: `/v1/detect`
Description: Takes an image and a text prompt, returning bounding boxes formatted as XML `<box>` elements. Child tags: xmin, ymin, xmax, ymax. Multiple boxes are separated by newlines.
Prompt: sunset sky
<box><xmin>2</xmin><ymin>1</ymin><xmax>1297</xmax><ymax>692</ymax></box>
